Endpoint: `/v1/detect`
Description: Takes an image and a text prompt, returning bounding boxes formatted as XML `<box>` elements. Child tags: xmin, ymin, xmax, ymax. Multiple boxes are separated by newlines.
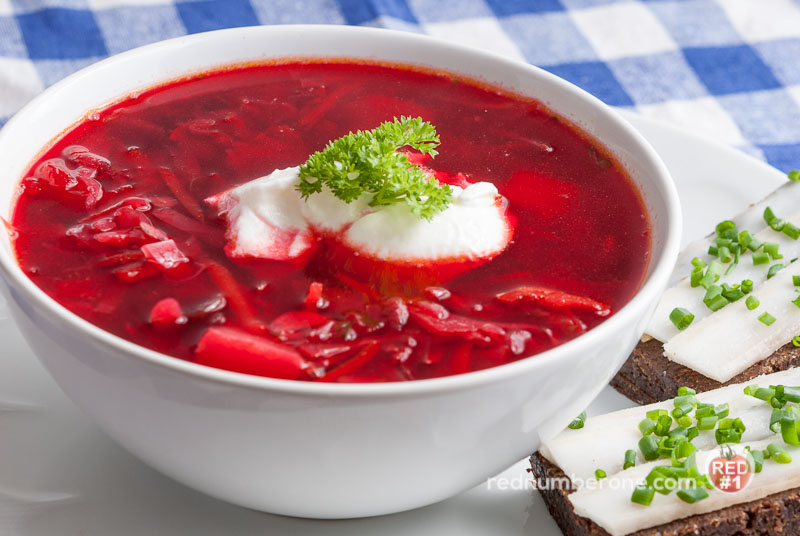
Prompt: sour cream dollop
<box><xmin>206</xmin><ymin>166</ymin><xmax>513</xmax><ymax>269</ymax></box>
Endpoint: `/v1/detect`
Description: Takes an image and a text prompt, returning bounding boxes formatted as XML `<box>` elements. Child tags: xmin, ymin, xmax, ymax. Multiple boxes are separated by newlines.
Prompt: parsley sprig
<box><xmin>297</xmin><ymin>117</ymin><xmax>452</xmax><ymax>220</ymax></box>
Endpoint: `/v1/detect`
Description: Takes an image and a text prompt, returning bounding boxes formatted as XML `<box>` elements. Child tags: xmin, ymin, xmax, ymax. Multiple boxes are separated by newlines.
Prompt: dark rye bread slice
<box><xmin>530</xmin><ymin>452</ymin><xmax>800</xmax><ymax>536</ymax></box>
<box><xmin>609</xmin><ymin>338</ymin><xmax>800</xmax><ymax>405</ymax></box>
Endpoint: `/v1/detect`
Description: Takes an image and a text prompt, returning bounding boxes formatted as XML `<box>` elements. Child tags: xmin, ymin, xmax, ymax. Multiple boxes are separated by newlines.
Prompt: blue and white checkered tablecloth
<box><xmin>1</xmin><ymin>0</ymin><xmax>799</xmax><ymax>173</ymax></box>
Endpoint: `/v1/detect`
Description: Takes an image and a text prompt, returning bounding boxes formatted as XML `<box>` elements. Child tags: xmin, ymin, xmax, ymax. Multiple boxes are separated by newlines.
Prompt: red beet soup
<box><xmin>9</xmin><ymin>61</ymin><xmax>651</xmax><ymax>382</ymax></box>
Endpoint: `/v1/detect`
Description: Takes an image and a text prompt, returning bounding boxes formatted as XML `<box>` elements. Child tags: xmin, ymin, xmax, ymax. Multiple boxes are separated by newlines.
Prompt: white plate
<box><xmin>0</xmin><ymin>112</ymin><xmax>786</xmax><ymax>536</ymax></box>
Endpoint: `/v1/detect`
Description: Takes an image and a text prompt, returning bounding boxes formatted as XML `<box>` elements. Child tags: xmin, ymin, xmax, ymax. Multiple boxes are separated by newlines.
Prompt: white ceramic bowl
<box><xmin>0</xmin><ymin>25</ymin><xmax>681</xmax><ymax>518</ymax></box>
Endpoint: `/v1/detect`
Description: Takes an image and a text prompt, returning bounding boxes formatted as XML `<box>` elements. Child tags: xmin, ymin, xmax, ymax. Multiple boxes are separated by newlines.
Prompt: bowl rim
<box><xmin>0</xmin><ymin>24</ymin><xmax>682</xmax><ymax>398</ymax></box>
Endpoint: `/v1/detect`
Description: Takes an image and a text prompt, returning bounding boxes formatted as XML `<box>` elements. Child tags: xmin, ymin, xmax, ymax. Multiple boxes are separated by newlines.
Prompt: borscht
<box><xmin>8</xmin><ymin>61</ymin><xmax>650</xmax><ymax>382</ymax></box>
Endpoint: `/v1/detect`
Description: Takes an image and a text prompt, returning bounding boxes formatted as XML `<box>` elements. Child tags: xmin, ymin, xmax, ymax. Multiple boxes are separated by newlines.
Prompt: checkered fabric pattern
<box><xmin>1</xmin><ymin>0</ymin><xmax>799</xmax><ymax>172</ymax></box>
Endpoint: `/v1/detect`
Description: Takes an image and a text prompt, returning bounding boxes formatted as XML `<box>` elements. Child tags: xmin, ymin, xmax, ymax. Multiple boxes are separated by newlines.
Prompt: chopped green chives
<box><xmin>780</xmin><ymin>418</ymin><xmax>800</xmax><ymax>446</ymax></box>
<box><xmin>741</xmin><ymin>279</ymin><xmax>754</xmax><ymax>293</ymax></box>
<box><xmin>748</xmin><ymin>236</ymin><xmax>764</xmax><ymax>252</ymax></box>
<box><xmin>753</xmin><ymin>252</ymin><xmax>770</xmax><ymax>265</ymax></box>
<box><xmin>718</xmin><ymin>417</ymin><xmax>734</xmax><ymax>430</ymax></box>
<box><xmin>715</xmin><ymin>428</ymin><xmax>743</xmax><ymax>444</ymax></box>
<box><xmin>677</xmin><ymin>386</ymin><xmax>697</xmax><ymax>396</ymax></box>
<box><xmin>758</xmin><ymin>312</ymin><xmax>777</xmax><ymax>326</ymax></box>
<box><xmin>655</xmin><ymin>414</ymin><xmax>673</xmax><ymax>436</ymax></box>
<box><xmin>667</xmin><ymin>426</ymin><xmax>688</xmax><ymax>439</ymax></box>
<box><xmin>770</xmin><ymin>218</ymin><xmax>786</xmax><ymax>232</ymax></box>
<box><xmin>677</xmin><ymin>487</ymin><xmax>709</xmax><ymax>504</ymax></box>
<box><xmin>707</xmin><ymin>260</ymin><xmax>724</xmax><ymax>279</ymax></box>
<box><xmin>674</xmin><ymin>394</ymin><xmax>697</xmax><ymax>408</ymax></box>
<box><xmin>677</xmin><ymin>415</ymin><xmax>693</xmax><ymax>428</ymax></box>
<box><xmin>687</xmin><ymin>426</ymin><xmax>699</xmax><ymax>441</ymax></box>
<box><xmin>793</xmin><ymin>336</ymin><xmax>800</xmax><ymax>347</ymax></box>
<box><xmin>767</xmin><ymin>263</ymin><xmax>785</xmax><ymax>279</ymax></box>
<box><xmin>764</xmin><ymin>206</ymin><xmax>777</xmax><ymax>225</ymax></box>
<box><xmin>789</xmin><ymin>170</ymin><xmax>800</xmax><ymax>181</ymax></box>
<box><xmin>646</xmin><ymin>466</ymin><xmax>676</xmax><ymax>494</ymax></box>
<box><xmin>703</xmin><ymin>284</ymin><xmax>732</xmax><ymax>310</ymax></box>
<box><xmin>669</xmin><ymin>307</ymin><xmax>695</xmax><ymax>330</ymax></box>
<box><xmin>595</xmin><ymin>468</ymin><xmax>606</xmax><ymax>480</ymax></box>
<box><xmin>718</xmin><ymin>246</ymin><xmax>732</xmax><ymax>263</ymax></box>
<box><xmin>691</xmin><ymin>257</ymin><xmax>706</xmax><ymax>269</ymax></box>
<box><xmin>735</xmin><ymin>416</ymin><xmax>750</xmax><ymax>432</ymax></box>
<box><xmin>715</xmin><ymin>403</ymin><xmax>730</xmax><ymax>419</ymax></box>
<box><xmin>631</xmin><ymin>485</ymin><xmax>655</xmax><ymax>506</ymax></box>
<box><xmin>751</xmin><ymin>387</ymin><xmax>776</xmax><ymax>401</ymax></box>
<box><xmin>568</xmin><ymin>411</ymin><xmax>587</xmax><ymax>429</ymax></box>
<box><xmin>656</xmin><ymin>441</ymin><xmax>673</xmax><ymax>459</ymax></box>
<box><xmin>793</xmin><ymin>296</ymin><xmax>800</xmax><ymax>309</ymax></box>
<box><xmin>698</xmin><ymin>272</ymin><xmax>716</xmax><ymax>289</ymax></box>
<box><xmin>738</xmin><ymin>230</ymin><xmax>754</xmax><ymax>249</ymax></box>
<box><xmin>794</xmin><ymin>275</ymin><xmax>800</xmax><ymax>286</ymax></box>
<box><xmin>765</xmin><ymin>242</ymin><xmax>782</xmax><ymax>260</ymax></box>
<box><xmin>776</xmin><ymin>385</ymin><xmax>800</xmax><ymax>403</ymax></box>
<box><xmin>767</xmin><ymin>443</ymin><xmax>792</xmax><ymax>464</ymax></box>
<box><xmin>722</xmin><ymin>286</ymin><xmax>745</xmax><ymax>302</ymax></box>
<box><xmin>708</xmin><ymin>245</ymin><xmax>718</xmax><ymax>256</ymax></box>
<box><xmin>638</xmin><ymin>417</ymin><xmax>656</xmax><ymax>435</ymax></box>
<box><xmin>784</xmin><ymin>222</ymin><xmax>800</xmax><ymax>240</ymax></box>
<box><xmin>639</xmin><ymin>436</ymin><xmax>660</xmax><ymax>461</ymax></box>
<box><xmin>672</xmin><ymin>403</ymin><xmax>694</xmax><ymax>419</ymax></box>
<box><xmin>623</xmin><ymin>449</ymin><xmax>636</xmax><ymax>470</ymax></box>
<box><xmin>697</xmin><ymin>416</ymin><xmax>719</xmax><ymax>430</ymax></box>
<box><xmin>716</xmin><ymin>220</ymin><xmax>737</xmax><ymax>238</ymax></box>
<box><xmin>746</xmin><ymin>446</ymin><xmax>764</xmax><ymax>473</ymax></box>
<box><xmin>673</xmin><ymin>440</ymin><xmax>695</xmax><ymax>460</ymax></box>
<box><xmin>705</xmin><ymin>295</ymin><xmax>729</xmax><ymax>312</ymax></box>
<box><xmin>696</xmin><ymin>405</ymin><xmax>715</xmax><ymax>419</ymax></box>
<box><xmin>746</xmin><ymin>295</ymin><xmax>760</xmax><ymax>310</ymax></box>
<box><xmin>704</xmin><ymin>284</ymin><xmax>721</xmax><ymax>300</ymax></box>
<box><xmin>690</xmin><ymin>266</ymin><xmax>704</xmax><ymax>287</ymax></box>
<box><xmin>769</xmin><ymin>409</ymin><xmax>787</xmax><ymax>433</ymax></box>
<box><xmin>716</xmin><ymin>237</ymin><xmax>732</xmax><ymax>248</ymax></box>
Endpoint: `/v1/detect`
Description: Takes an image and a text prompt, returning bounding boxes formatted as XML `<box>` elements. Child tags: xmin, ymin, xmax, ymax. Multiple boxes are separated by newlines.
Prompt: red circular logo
<box><xmin>707</xmin><ymin>446</ymin><xmax>753</xmax><ymax>493</ymax></box>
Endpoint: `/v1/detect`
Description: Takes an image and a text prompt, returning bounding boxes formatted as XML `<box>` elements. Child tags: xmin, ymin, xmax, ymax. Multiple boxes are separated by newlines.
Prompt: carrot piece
<box><xmin>317</xmin><ymin>341</ymin><xmax>380</xmax><ymax>383</ymax></box>
<box><xmin>149</xmin><ymin>297</ymin><xmax>187</xmax><ymax>329</ymax></box>
<box><xmin>204</xmin><ymin>261</ymin><xmax>266</xmax><ymax>333</ymax></box>
<box><xmin>158</xmin><ymin>168</ymin><xmax>206</xmax><ymax>222</ymax></box>
<box><xmin>408</xmin><ymin>304</ymin><xmax>506</xmax><ymax>346</ymax></box>
<box><xmin>270</xmin><ymin>310</ymin><xmax>331</xmax><ymax>335</ymax></box>
<box><xmin>496</xmin><ymin>286</ymin><xmax>611</xmax><ymax>317</ymax></box>
<box><xmin>141</xmin><ymin>239</ymin><xmax>189</xmax><ymax>270</ymax></box>
<box><xmin>63</xmin><ymin>145</ymin><xmax>112</xmax><ymax>173</ymax></box>
<box><xmin>304</xmin><ymin>281</ymin><xmax>325</xmax><ymax>309</ymax></box>
<box><xmin>194</xmin><ymin>327</ymin><xmax>303</xmax><ymax>380</ymax></box>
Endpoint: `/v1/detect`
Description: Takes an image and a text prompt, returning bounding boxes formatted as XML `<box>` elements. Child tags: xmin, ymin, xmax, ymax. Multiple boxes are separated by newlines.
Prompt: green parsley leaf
<box><xmin>296</xmin><ymin>116</ymin><xmax>452</xmax><ymax>220</ymax></box>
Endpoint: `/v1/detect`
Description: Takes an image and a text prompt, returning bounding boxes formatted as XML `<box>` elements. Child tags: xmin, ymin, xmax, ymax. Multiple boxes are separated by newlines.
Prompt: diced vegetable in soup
<box><xmin>9</xmin><ymin>61</ymin><xmax>650</xmax><ymax>382</ymax></box>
